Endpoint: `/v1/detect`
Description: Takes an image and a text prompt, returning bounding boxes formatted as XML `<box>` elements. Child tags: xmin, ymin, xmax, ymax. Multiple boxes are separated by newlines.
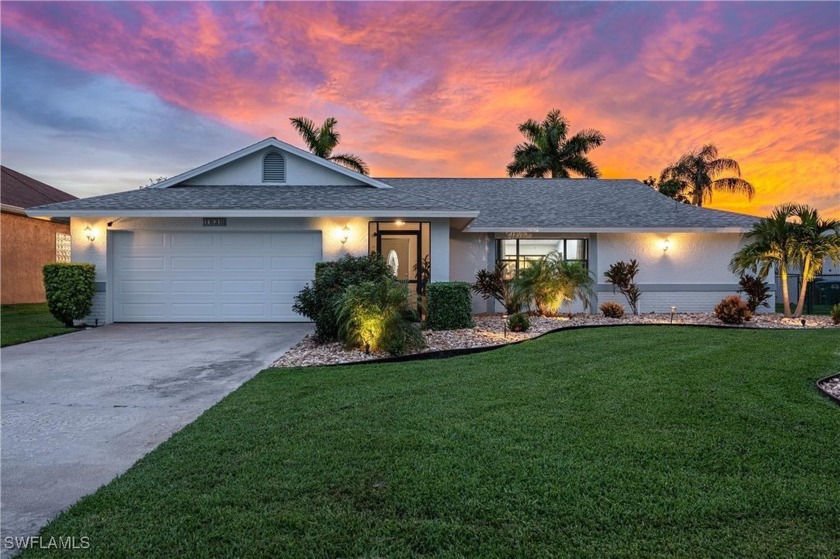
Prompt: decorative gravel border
<box><xmin>816</xmin><ymin>375</ymin><xmax>840</xmax><ymax>405</ymax></box>
<box><xmin>271</xmin><ymin>312</ymin><xmax>838</xmax><ymax>369</ymax></box>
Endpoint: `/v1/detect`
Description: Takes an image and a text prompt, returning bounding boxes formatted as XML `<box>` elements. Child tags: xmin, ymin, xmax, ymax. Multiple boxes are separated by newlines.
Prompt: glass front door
<box><xmin>369</xmin><ymin>221</ymin><xmax>431</xmax><ymax>307</ymax></box>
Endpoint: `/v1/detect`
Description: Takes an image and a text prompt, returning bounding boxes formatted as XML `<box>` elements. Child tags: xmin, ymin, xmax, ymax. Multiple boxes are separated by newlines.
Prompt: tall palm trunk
<box><xmin>779</xmin><ymin>266</ymin><xmax>792</xmax><ymax>317</ymax></box>
<box><xmin>793</xmin><ymin>255</ymin><xmax>812</xmax><ymax>318</ymax></box>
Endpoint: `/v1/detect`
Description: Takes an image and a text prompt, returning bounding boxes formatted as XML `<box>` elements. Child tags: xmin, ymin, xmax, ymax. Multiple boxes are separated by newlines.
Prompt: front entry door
<box><xmin>369</xmin><ymin>221</ymin><xmax>431</xmax><ymax>311</ymax></box>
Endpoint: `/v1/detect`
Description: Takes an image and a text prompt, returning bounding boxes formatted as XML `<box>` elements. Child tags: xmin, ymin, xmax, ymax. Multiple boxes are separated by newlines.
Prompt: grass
<box><xmin>1</xmin><ymin>303</ymin><xmax>77</xmax><ymax>347</ymax></box>
<box><xmin>25</xmin><ymin>327</ymin><xmax>840</xmax><ymax>558</ymax></box>
<box><xmin>775</xmin><ymin>302</ymin><xmax>833</xmax><ymax>316</ymax></box>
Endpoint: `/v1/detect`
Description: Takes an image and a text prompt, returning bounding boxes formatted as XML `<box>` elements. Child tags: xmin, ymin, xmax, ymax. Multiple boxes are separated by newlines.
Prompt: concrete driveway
<box><xmin>0</xmin><ymin>323</ymin><xmax>311</xmax><ymax>547</ymax></box>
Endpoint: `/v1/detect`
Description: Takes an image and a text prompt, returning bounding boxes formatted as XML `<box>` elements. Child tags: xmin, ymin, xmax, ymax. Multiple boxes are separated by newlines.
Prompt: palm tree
<box><xmin>789</xmin><ymin>206</ymin><xmax>840</xmax><ymax>317</ymax></box>
<box><xmin>512</xmin><ymin>252</ymin><xmax>594</xmax><ymax>316</ymax></box>
<box><xmin>289</xmin><ymin>117</ymin><xmax>370</xmax><ymax>175</ymax></box>
<box><xmin>506</xmin><ymin>109</ymin><xmax>605</xmax><ymax>178</ymax></box>
<box><xmin>730</xmin><ymin>204</ymin><xmax>798</xmax><ymax>317</ymax></box>
<box><xmin>659</xmin><ymin>144</ymin><xmax>754</xmax><ymax>206</ymax></box>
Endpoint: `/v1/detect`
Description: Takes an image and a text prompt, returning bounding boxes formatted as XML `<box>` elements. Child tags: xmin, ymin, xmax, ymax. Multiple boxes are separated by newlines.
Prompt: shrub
<box><xmin>507</xmin><ymin>312</ymin><xmax>530</xmax><ymax>333</ymax></box>
<box><xmin>831</xmin><ymin>303</ymin><xmax>840</xmax><ymax>325</ymax></box>
<box><xmin>335</xmin><ymin>278</ymin><xmax>425</xmax><ymax>355</ymax></box>
<box><xmin>426</xmin><ymin>282</ymin><xmax>474</xmax><ymax>330</ymax></box>
<box><xmin>604</xmin><ymin>260</ymin><xmax>641</xmax><ymax>315</ymax></box>
<box><xmin>293</xmin><ymin>253</ymin><xmax>391</xmax><ymax>342</ymax></box>
<box><xmin>714</xmin><ymin>295</ymin><xmax>753</xmax><ymax>325</ymax></box>
<box><xmin>600</xmin><ymin>301</ymin><xmax>625</xmax><ymax>318</ymax></box>
<box><xmin>43</xmin><ymin>263</ymin><xmax>96</xmax><ymax>327</ymax></box>
<box><xmin>473</xmin><ymin>261</ymin><xmax>522</xmax><ymax>313</ymax></box>
<box><xmin>737</xmin><ymin>274</ymin><xmax>772</xmax><ymax>313</ymax></box>
<box><xmin>512</xmin><ymin>252</ymin><xmax>594</xmax><ymax>316</ymax></box>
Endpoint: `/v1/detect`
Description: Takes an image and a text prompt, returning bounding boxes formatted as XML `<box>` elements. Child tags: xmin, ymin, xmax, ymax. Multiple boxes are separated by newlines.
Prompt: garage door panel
<box><xmin>170</xmin><ymin>233</ymin><xmax>215</xmax><ymax>249</ymax></box>
<box><xmin>113</xmin><ymin>231</ymin><xmax>320</xmax><ymax>322</ymax></box>
<box><xmin>171</xmin><ymin>280</ymin><xmax>215</xmax><ymax>293</ymax></box>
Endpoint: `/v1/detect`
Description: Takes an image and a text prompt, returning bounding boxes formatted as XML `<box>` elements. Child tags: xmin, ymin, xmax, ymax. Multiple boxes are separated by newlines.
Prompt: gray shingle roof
<box><xmin>29</xmin><ymin>179</ymin><xmax>759</xmax><ymax>231</ymax></box>
<box><xmin>29</xmin><ymin>184</ymin><xmax>471</xmax><ymax>214</ymax></box>
<box><xmin>384</xmin><ymin>178</ymin><xmax>760</xmax><ymax>230</ymax></box>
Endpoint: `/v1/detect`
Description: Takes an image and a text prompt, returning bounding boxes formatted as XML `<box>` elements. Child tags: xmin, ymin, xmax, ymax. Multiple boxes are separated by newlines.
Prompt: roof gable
<box><xmin>1</xmin><ymin>166</ymin><xmax>77</xmax><ymax>210</ymax></box>
<box><xmin>152</xmin><ymin>137</ymin><xmax>391</xmax><ymax>189</ymax></box>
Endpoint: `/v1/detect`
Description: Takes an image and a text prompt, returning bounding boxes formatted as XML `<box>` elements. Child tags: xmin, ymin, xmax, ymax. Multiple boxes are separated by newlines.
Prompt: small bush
<box><xmin>293</xmin><ymin>253</ymin><xmax>390</xmax><ymax>342</ymax></box>
<box><xmin>600</xmin><ymin>301</ymin><xmax>625</xmax><ymax>318</ymax></box>
<box><xmin>507</xmin><ymin>312</ymin><xmax>530</xmax><ymax>333</ymax></box>
<box><xmin>512</xmin><ymin>253</ymin><xmax>594</xmax><ymax>316</ymax></box>
<box><xmin>473</xmin><ymin>261</ymin><xmax>521</xmax><ymax>313</ymax></box>
<box><xmin>426</xmin><ymin>282</ymin><xmax>474</xmax><ymax>330</ymax></box>
<box><xmin>335</xmin><ymin>278</ymin><xmax>425</xmax><ymax>355</ymax></box>
<box><xmin>738</xmin><ymin>274</ymin><xmax>771</xmax><ymax>312</ymax></box>
<box><xmin>714</xmin><ymin>295</ymin><xmax>752</xmax><ymax>325</ymax></box>
<box><xmin>604</xmin><ymin>260</ymin><xmax>641</xmax><ymax>315</ymax></box>
<box><xmin>43</xmin><ymin>263</ymin><xmax>96</xmax><ymax>327</ymax></box>
<box><xmin>831</xmin><ymin>303</ymin><xmax>840</xmax><ymax>325</ymax></box>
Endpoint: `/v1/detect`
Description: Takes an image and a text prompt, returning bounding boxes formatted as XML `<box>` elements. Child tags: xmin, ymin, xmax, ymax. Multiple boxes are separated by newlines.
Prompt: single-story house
<box><xmin>27</xmin><ymin>137</ymin><xmax>764</xmax><ymax>323</ymax></box>
<box><xmin>2</xmin><ymin>166</ymin><xmax>77</xmax><ymax>304</ymax></box>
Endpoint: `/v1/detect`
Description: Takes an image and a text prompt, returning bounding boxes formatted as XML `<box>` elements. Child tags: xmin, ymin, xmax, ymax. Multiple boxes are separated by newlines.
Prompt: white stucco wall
<box><xmin>70</xmin><ymin>216</ymin><xmax>450</xmax><ymax>323</ymax></box>
<box><xmin>449</xmin><ymin>228</ymin><xmax>494</xmax><ymax>312</ymax></box>
<box><xmin>595</xmin><ymin>232</ymin><xmax>773</xmax><ymax>313</ymax></box>
<box><xmin>182</xmin><ymin>147</ymin><xmax>365</xmax><ymax>186</ymax></box>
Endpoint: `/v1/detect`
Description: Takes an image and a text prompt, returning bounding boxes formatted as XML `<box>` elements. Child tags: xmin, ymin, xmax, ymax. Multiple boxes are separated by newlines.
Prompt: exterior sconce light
<box><xmin>84</xmin><ymin>226</ymin><xmax>96</xmax><ymax>242</ymax></box>
<box><xmin>662</xmin><ymin>238</ymin><xmax>670</xmax><ymax>253</ymax></box>
<box><xmin>340</xmin><ymin>225</ymin><xmax>350</xmax><ymax>245</ymax></box>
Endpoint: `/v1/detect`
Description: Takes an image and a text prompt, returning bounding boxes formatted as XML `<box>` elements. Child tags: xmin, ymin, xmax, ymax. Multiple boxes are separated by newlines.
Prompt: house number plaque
<box><xmin>202</xmin><ymin>218</ymin><xmax>227</xmax><ymax>227</ymax></box>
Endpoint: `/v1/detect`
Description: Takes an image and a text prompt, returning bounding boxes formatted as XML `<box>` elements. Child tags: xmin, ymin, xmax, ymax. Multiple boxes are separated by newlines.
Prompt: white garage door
<box><xmin>112</xmin><ymin>231</ymin><xmax>321</xmax><ymax>322</ymax></box>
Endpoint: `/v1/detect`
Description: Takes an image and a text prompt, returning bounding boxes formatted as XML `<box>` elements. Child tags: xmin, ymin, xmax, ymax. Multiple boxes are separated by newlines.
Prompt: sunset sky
<box><xmin>1</xmin><ymin>1</ymin><xmax>838</xmax><ymax>217</ymax></box>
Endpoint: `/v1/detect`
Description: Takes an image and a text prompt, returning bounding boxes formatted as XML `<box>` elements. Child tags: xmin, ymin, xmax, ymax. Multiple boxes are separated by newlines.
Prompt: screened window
<box><xmin>55</xmin><ymin>233</ymin><xmax>71</xmax><ymax>263</ymax></box>
<box><xmin>497</xmin><ymin>238</ymin><xmax>588</xmax><ymax>277</ymax></box>
<box><xmin>263</xmin><ymin>152</ymin><xmax>286</xmax><ymax>182</ymax></box>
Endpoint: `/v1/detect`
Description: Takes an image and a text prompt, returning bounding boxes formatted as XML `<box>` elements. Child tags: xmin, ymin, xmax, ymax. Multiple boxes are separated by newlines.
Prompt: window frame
<box><xmin>496</xmin><ymin>237</ymin><xmax>588</xmax><ymax>276</ymax></box>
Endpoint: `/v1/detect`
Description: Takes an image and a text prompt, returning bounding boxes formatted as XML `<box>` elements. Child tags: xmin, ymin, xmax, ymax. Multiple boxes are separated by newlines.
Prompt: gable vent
<box><xmin>263</xmin><ymin>152</ymin><xmax>286</xmax><ymax>182</ymax></box>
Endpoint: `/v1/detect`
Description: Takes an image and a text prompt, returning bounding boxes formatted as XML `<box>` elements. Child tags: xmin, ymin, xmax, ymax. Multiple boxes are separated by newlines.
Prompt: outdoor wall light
<box><xmin>395</xmin><ymin>220</ymin><xmax>405</xmax><ymax>226</ymax></box>
<box><xmin>661</xmin><ymin>238</ymin><xmax>670</xmax><ymax>253</ymax></box>
<box><xmin>84</xmin><ymin>226</ymin><xmax>97</xmax><ymax>242</ymax></box>
<box><xmin>340</xmin><ymin>225</ymin><xmax>350</xmax><ymax>244</ymax></box>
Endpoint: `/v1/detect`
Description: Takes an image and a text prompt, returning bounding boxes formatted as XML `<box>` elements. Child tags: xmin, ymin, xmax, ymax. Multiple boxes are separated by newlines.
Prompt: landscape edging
<box><xmin>815</xmin><ymin>373</ymin><xmax>840</xmax><ymax>405</ymax></box>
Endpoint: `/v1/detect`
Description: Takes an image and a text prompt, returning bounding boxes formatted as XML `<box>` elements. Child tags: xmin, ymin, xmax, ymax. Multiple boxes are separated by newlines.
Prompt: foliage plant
<box><xmin>507</xmin><ymin>312</ymin><xmax>530</xmax><ymax>333</ymax></box>
<box><xmin>512</xmin><ymin>252</ymin><xmax>594</xmax><ymax>317</ymax></box>
<box><xmin>643</xmin><ymin>176</ymin><xmax>691</xmax><ymax>204</ymax></box>
<box><xmin>473</xmin><ymin>261</ymin><xmax>522</xmax><ymax>313</ymax></box>
<box><xmin>506</xmin><ymin>109</ymin><xmax>605</xmax><ymax>178</ymax></box>
<box><xmin>603</xmin><ymin>260</ymin><xmax>641</xmax><ymax>315</ymax></box>
<box><xmin>714</xmin><ymin>295</ymin><xmax>753</xmax><ymax>325</ymax></box>
<box><xmin>599</xmin><ymin>301</ymin><xmax>625</xmax><ymax>319</ymax></box>
<box><xmin>293</xmin><ymin>253</ymin><xmax>390</xmax><ymax>342</ymax></box>
<box><xmin>731</xmin><ymin>203</ymin><xmax>839</xmax><ymax>318</ymax></box>
<box><xmin>737</xmin><ymin>274</ymin><xmax>772</xmax><ymax>313</ymax></box>
<box><xmin>289</xmin><ymin>116</ymin><xmax>370</xmax><ymax>175</ymax></box>
<box><xmin>413</xmin><ymin>254</ymin><xmax>432</xmax><ymax>317</ymax></box>
<box><xmin>334</xmin><ymin>278</ymin><xmax>425</xmax><ymax>356</ymax></box>
<box><xmin>831</xmin><ymin>303</ymin><xmax>840</xmax><ymax>325</ymax></box>
<box><xmin>425</xmin><ymin>282</ymin><xmax>475</xmax><ymax>330</ymax></box>
<box><xmin>42</xmin><ymin>263</ymin><xmax>96</xmax><ymax>327</ymax></box>
<box><xmin>658</xmin><ymin>143</ymin><xmax>754</xmax><ymax>206</ymax></box>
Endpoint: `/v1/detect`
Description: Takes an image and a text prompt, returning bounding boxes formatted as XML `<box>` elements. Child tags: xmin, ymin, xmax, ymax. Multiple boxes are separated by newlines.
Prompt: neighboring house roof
<box><xmin>383</xmin><ymin>178</ymin><xmax>760</xmax><ymax>232</ymax></box>
<box><xmin>1</xmin><ymin>166</ymin><xmax>77</xmax><ymax>213</ymax></box>
<box><xmin>150</xmin><ymin>137</ymin><xmax>394</xmax><ymax>190</ymax></box>
<box><xmin>26</xmin><ymin>184</ymin><xmax>478</xmax><ymax>218</ymax></box>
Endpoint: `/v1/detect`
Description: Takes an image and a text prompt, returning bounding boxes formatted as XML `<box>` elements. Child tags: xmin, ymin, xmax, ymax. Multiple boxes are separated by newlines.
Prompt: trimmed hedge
<box><xmin>43</xmin><ymin>263</ymin><xmax>96</xmax><ymax>327</ymax></box>
<box><xmin>426</xmin><ymin>282</ymin><xmax>474</xmax><ymax>331</ymax></box>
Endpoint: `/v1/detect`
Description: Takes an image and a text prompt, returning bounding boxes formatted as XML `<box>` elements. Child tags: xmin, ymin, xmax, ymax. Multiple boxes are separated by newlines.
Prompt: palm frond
<box><xmin>329</xmin><ymin>153</ymin><xmax>370</xmax><ymax>175</ymax></box>
<box><xmin>709</xmin><ymin>157</ymin><xmax>741</xmax><ymax>177</ymax></box>
<box><xmin>711</xmin><ymin>177</ymin><xmax>755</xmax><ymax>200</ymax></box>
<box><xmin>289</xmin><ymin>117</ymin><xmax>319</xmax><ymax>152</ymax></box>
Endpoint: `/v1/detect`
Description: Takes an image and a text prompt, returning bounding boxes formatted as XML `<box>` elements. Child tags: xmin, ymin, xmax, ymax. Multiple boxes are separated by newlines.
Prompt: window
<box><xmin>56</xmin><ymin>233</ymin><xmax>71</xmax><ymax>263</ymax></box>
<box><xmin>263</xmin><ymin>152</ymin><xmax>286</xmax><ymax>182</ymax></box>
<box><xmin>497</xmin><ymin>238</ymin><xmax>588</xmax><ymax>277</ymax></box>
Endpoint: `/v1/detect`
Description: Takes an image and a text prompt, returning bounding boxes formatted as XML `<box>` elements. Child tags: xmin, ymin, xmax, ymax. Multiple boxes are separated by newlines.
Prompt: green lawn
<box><xmin>1</xmin><ymin>303</ymin><xmax>77</xmax><ymax>347</ymax></box>
<box><xmin>26</xmin><ymin>327</ymin><xmax>840</xmax><ymax>558</ymax></box>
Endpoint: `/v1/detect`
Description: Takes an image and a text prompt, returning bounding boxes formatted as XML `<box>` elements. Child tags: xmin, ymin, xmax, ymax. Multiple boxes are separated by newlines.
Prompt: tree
<box><xmin>788</xmin><ymin>205</ymin><xmax>840</xmax><ymax>317</ymax></box>
<box><xmin>506</xmin><ymin>109</ymin><xmax>605</xmax><ymax>178</ymax></box>
<box><xmin>512</xmin><ymin>252</ymin><xmax>594</xmax><ymax>316</ymax></box>
<box><xmin>730</xmin><ymin>204</ymin><xmax>799</xmax><ymax>318</ymax></box>
<box><xmin>659</xmin><ymin>143</ymin><xmax>754</xmax><ymax>206</ymax></box>
<box><xmin>604</xmin><ymin>260</ymin><xmax>642</xmax><ymax>315</ymax></box>
<box><xmin>289</xmin><ymin>116</ymin><xmax>370</xmax><ymax>175</ymax></box>
<box><xmin>643</xmin><ymin>176</ymin><xmax>691</xmax><ymax>204</ymax></box>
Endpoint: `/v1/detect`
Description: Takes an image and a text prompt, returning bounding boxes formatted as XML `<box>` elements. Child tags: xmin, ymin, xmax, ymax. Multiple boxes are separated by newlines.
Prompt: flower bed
<box><xmin>272</xmin><ymin>312</ymin><xmax>838</xmax><ymax>368</ymax></box>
